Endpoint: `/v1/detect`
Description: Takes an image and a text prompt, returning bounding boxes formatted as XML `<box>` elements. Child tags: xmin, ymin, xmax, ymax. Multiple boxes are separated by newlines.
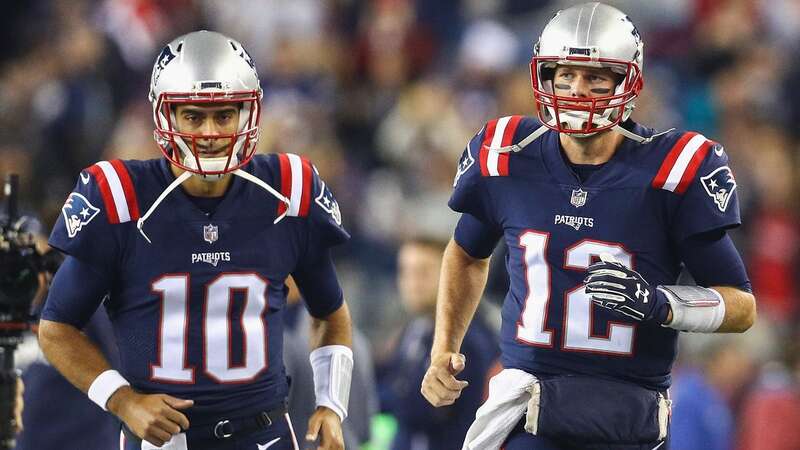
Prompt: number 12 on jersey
<box><xmin>517</xmin><ymin>231</ymin><xmax>635</xmax><ymax>355</ymax></box>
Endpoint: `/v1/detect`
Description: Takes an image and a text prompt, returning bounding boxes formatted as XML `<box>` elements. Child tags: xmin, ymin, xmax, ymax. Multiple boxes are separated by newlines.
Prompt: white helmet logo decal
<box><xmin>151</xmin><ymin>44</ymin><xmax>179</xmax><ymax>92</ymax></box>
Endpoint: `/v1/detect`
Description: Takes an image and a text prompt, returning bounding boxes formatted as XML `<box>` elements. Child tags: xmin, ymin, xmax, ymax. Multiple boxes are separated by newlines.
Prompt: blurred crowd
<box><xmin>2</xmin><ymin>0</ymin><xmax>799</xmax><ymax>449</ymax></box>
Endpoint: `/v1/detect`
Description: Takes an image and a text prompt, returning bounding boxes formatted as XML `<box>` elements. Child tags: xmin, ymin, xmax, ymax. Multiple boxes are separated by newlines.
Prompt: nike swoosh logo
<box><xmin>258</xmin><ymin>437</ymin><xmax>281</xmax><ymax>450</ymax></box>
<box><xmin>80</xmin><ymin>173</ymin><xmax>90</xmax><ymax>184</ymax></box>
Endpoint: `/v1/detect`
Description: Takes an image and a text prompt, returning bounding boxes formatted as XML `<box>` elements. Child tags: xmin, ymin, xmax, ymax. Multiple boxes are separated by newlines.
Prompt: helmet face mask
<box><xmin>153</xmin><ymin>91</ymin><xmax>261</xmax><ymax>176</ymax></box>
<box><xmin>531</xmin><ymin>3</ymin><xmax>644</xmax><ymax>137</ymax></box>
<box><xmin>149</xmin><ymin>31</ymin><xmax>263</xmax><ymax>177</ymax></box>
<box><xmin>531</xmin><ymin>56</ymin><xmax>643</xmax><ymax>136</ymax></box>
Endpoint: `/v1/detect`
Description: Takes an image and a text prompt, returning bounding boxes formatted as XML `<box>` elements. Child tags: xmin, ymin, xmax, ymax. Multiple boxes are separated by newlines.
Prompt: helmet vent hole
<box><xmin>176</xmin><ymin>42</ymin><xmax>183</xmax><ymax>52</ymax></box>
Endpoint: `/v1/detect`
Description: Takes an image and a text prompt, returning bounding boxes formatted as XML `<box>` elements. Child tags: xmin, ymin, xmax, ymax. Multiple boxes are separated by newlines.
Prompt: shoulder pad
<box><xmin>275</xmin><ymin>153</ymin><xmax>314</xmax><ymax>218</ymax></box>
<box><xmin>83</xmin><ymin>160</ymin><xmax>140</xmax><ymax>224</ymax></box>
<box><xmin>651</xmin><ymin>131</ymin><xmax>717</xmax><ymax>194</ymax></box>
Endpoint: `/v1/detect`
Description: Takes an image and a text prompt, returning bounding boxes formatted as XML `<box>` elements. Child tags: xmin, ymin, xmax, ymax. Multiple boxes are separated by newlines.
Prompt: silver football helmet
<box><xmin>531</xmin><ymin>2</ymin><xmax>644</xmax><ymax>137</ymax></box>
<box><xmin>149</xmin><ymin>30</ymin><xmax>262</xmax><ymax>177</ymax></box>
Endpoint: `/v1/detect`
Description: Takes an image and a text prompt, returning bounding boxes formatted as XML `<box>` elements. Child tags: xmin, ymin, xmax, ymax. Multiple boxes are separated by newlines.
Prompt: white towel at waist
<box><xmin>462</xmin><ymin>368</ymin><xmax>537</xmax><ymax>450</ymax></box>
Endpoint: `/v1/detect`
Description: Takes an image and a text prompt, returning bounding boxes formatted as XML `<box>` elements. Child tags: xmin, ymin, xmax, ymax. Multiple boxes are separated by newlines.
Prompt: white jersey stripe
<box><xmin>487</xmin><ymin>116</ymin><xmax>510</xmax><ymax>176</ymax></box>
<box><xmin>662</xmin><ymin>134</ymin><xmax>707</xmax><ymax>192</ymax></box>
<box><xmin>286</xmin><ymin>153</ymin><xmax>304</xmax><ymax>216</ymax></box>
<box><xmin>97</xmin><ymin>161</ymin><xmax>131</xmax><ymax>223</ymax></box>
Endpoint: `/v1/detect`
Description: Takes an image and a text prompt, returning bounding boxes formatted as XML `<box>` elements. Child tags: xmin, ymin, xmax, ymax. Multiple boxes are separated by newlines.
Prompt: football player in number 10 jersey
<box><xmin>39</xmin><ymin>31</ymin><xmax>352</xmax><ymax>450</ymax></box>
<box><xmin>420</xmin><ymin>3</ymin><xmax>756</xmax><ymax>450</ymax></box>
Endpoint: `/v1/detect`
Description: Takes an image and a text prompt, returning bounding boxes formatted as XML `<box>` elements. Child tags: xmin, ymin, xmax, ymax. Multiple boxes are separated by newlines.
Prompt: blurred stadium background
<box><xmin>1</xmin><ymin>0</ymin><xmax>798</xmax><ymax>449</ymax></box>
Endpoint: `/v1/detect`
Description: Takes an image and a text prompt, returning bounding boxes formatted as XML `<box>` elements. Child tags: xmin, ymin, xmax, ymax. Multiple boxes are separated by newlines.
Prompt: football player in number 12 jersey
<box><xmin>38</xmin><ymin>31</ymin><xmax>352</xmax><ymax>450</ymax></box>
<box><xmin>420</xmin><ymin>3</ymin><xmax>756</xmax><ymax>450</ymax></box>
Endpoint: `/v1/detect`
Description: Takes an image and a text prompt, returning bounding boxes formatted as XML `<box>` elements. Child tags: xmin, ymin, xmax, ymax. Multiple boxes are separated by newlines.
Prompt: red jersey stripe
<box><xmin>299</xmin><ymin>157</ymin><xmax>313</xmax><ymax>217</ymax></box>
<box><xmin>277</xmin><ymin>153</ymin><xmax>292</xmax><ymax>216</ymax></box>
<box><xmin>480</xmin><ymin>119</ymin><xmax>498</xmax><ymax>176</ymax></box>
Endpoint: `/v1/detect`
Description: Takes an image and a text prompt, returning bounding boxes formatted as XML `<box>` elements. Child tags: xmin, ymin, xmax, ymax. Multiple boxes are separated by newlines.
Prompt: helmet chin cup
<box><xmin>548</xmin><ymin>108</ymin><xmax>614</xmax><ymax>137</ymax></box>
<box><xmin>182</xmin><ymin>154</ymin><xmax>240</xmax><ymax>179</ymax></box>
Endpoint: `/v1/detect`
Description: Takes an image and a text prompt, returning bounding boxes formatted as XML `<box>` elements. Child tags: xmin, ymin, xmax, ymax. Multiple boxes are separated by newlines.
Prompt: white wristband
<box><xmin>310</xmin><ymin>345</ymin><xmax>353</xmax><ymax>422</ymax></box>
<box><xmin>659</xmin><ymin>285</ymin><xmax>726</xmax><ymax>333</ymax></box>
<box><xmin>88</xmin><ymin>370</ymin><xmax>130</xmax><ymax>411</ymax></box>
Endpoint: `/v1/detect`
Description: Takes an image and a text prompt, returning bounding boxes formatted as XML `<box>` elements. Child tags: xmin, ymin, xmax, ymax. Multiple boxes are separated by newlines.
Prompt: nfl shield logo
<box><xmin>203</xmin><ymin>224</ymin><xmax>218</xmax><ymax>244</ymax></box>
<box><xmin>570</xmin><ymin>188</ymin><xmax>587</xmax><ymax>208</ymax></box>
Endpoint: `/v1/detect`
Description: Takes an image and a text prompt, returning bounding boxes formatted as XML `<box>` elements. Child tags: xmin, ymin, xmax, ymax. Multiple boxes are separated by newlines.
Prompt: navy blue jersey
<box><xmin>451</xmin><ymin>116</ymin><xmax>740</xmax><ymax>390</ymax></box>
<box><xmin>42</xmin><ymin>154</ymin><xmax>349</xmax><ymax>425</ymax></box>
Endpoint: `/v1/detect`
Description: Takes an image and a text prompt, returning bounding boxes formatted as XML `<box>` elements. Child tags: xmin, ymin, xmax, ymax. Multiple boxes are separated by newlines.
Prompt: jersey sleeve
<box><xmin>652</xmin><ymin>135</ymin><xmax>742</xmax><ymax>241</ymax></box>
<box><xmin>671</xmin><ymin>143</ymin><xmax>741</xmax><ymax>240</ymax></box>
<box><xmin>306</xmin><ymin>167</ymin><xmax>350</xmax><ymax>248</ymax></box>
<box><xmin>454</xmin><ymin>213</ymin><xmax>502</xmax><ymax>259</ymax></box>
<box><xmin>280</xmin><ymin>157</ymin><xmax>349</xmax><ymax>317</ymax></box>
<box><xmin>677</xmin><ymin>231</ymin><xmax>751</xmax><ymax>291</ymax></box>
<box><xmin>292</xmin><ymin>248</ymin><xmax>344</xmax><ymax>318</ymax></box>
<box><xmin>48</xmin><ymin>166</ymin><xmax>128</xmax><ymax>269</ymax></box>
<box><xmin>273</xmin><ymin>153</ymin><xmax>350</xmax><ymax>247</ymax></box>
<box><xmin>40</xmin><ymin>256</ymin><xmax>113</xmax><ymax>329</ymax></box>
<box><xmin>448</xmin><ymin>126</ymin><xmax>498</xmax><ymax>227</ymax></box>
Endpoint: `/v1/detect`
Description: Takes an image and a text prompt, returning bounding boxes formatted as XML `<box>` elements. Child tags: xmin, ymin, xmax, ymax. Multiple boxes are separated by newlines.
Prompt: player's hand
<box><xmin>305</xmin><ymin>406</ymin><xmax>344</xmax><ymax>450</ymax></box>
<box><xmin>420</xmin><ymin>352</ymin><xmax>469</xmax><ymax>407</ymax></box>
<box><xmin>107</xmin><ymin>386</ymin><xmax>193</xmax><ymax>447</ymax></box>
<box><xmin>584</xmin><ymin>254</ymin><xmax>668</xmax><ymax>323</ymax></box>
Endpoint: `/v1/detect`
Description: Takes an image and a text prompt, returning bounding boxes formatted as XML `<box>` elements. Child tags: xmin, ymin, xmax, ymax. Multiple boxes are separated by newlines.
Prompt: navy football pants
<box><xmin>502</xmin><ymin>418</ymin><xmax>669</xmax><ymax>450</ymax></box>
<box><xmin>120</xmin><ymin>413</ymin><xmax>299</xmax><ymax>450</ymax></box>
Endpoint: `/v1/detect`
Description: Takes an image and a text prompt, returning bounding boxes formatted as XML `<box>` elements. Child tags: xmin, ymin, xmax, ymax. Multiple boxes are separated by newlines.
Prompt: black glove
<box><xmin>584</xmin><ymin>255</ymin><xmax>670</xmax><ymax>323</ymax></box>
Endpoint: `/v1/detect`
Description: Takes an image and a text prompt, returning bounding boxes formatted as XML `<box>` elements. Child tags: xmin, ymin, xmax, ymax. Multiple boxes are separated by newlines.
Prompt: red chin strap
<box><xmin>530</xmin><ymin>56</ymin><xmax>643</xmax><ymax>135</ymax></box>
<box><xmin>153</xmin><ymin>90</ymin><xmax>261</xmax><ymax>176</ymax></box>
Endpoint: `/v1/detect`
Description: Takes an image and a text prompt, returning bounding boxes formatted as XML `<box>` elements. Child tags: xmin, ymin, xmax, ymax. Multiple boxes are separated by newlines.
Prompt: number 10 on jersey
<box><xmin>151</xmin><ymin>273</ymin><xmax>270</xmax><ymax>383</ymax></box>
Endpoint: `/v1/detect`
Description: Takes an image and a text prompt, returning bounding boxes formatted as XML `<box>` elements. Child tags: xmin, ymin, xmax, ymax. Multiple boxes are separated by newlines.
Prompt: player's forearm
<box><xmin>310</xmin><ymin>301</ymin><xmax>353</xmax><ymax>349</ymax></box>
<box><xmin>431</xmin><ymin>239</ymin><xmax>490</xmax><ymax>357</ymax></box>
<box><xmin>712</xmin><ymin>286</ymin><xmax>756</xmax><ymax>333</ymax></box>
<box><xmin>38</xmin><ymin>319</ymin><xmax>114</xmax><ymax>393</ymax></box>
<box><xmin>309</xmin><ymin>302</ymin><xmax>353</xmax><ymax>423</ymax></box>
